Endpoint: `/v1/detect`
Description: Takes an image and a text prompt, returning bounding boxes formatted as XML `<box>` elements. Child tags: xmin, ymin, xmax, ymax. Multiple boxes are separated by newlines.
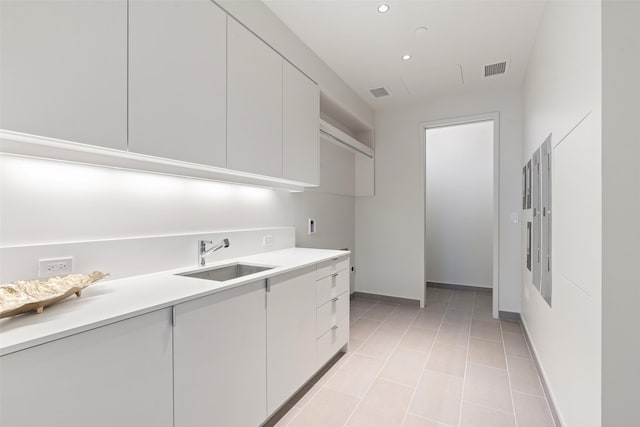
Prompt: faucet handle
<box><xmin>199</xmin><ymin>240</ymin><xmax>212</xmax><ymax>254</ymax></box>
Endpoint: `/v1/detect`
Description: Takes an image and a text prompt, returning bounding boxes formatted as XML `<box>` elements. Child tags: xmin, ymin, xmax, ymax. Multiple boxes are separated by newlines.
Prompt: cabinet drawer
<box><xmin>317</xmin><ymin>317</ymin><xmax>349</xmax><ymax>368</ymax></box>
<box><xmin>316</xmin><ymin>292</ymin><xmax>349</xmax><ymax>338</ymax></box>
<box><xmin>316</xmin><ymin>269</ymin><xmax>349</xmax><ymax>307</ymax></box>
<box><xmin>316</xmin><ymin>257</ymin><xmax>349</xmax><ymax>280</ymax></box>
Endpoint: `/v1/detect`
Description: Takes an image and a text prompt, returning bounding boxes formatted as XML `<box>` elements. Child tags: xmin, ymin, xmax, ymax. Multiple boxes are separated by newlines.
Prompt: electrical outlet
<box><xmin>308</xmin><ymin>218</ymin><xmax>316</xmax><ymax>235</ymax></box>
<box><xmin>39</xmin><ymin>257</ymin><xmax>73</xmax><ymax>278</ymax></box>
<box><xmin>263</xmin><ymin>235</ymin><xmax>274</xmax><ymax>248</ymax></box>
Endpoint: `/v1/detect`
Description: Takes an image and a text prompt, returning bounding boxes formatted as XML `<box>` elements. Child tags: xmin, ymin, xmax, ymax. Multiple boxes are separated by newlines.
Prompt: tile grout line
<box><xmin>286</xmin><ymin>300</ymin><xmax>401</xmax><ymax>426</ymax></box>
<box><xmin>455</xmin><ymin>290</ymin><xmax>476</xmax><ymax>426</ymax></box>
<box><xmin>282</xmin><ymin>300</ymin><xmax>381</xmax><ymax>426</ymax></box>
<box><xmin>501</xmin><ymin>314</ymin><xmax>520</xmax><ymax>427</ymax></box>
<box><xmin>519</xmin><ymin>326</ymin><xmax>557</xmax><ymax>427</ymax></box>
<box><xmin>341</xmin><ymin>303</ymin><xmax>412</xmax><ymax>426</ymax></box>
<box><xmin>400</xmin><ymin>288</ymin><xmax>453</xmax><ymax>426</ymax></box>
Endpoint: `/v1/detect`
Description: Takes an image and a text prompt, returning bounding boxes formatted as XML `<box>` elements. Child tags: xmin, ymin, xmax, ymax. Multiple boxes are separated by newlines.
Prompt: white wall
<box><xmin>520</xmin><ymin>2</ymin><xmax>602</xmax><ymax>426</ymax></box>
<box><xmin>601</xmin><ymin>1</ymin><xmax>640</xmax><ymax>425</ymax></box>
<box><xmin>0</xmin><ymin>155</ymin><xmax>354</xmax><ymax>280</ymax></box>
<box><xmin>426</xmin><ymin>121</ymin><xmax>493</xmax><ymax>288</ymax></box>
<box><xmin>355</xmin><ymin>86</ymin><xmax>522</xmax><ymax>310</ymax></box>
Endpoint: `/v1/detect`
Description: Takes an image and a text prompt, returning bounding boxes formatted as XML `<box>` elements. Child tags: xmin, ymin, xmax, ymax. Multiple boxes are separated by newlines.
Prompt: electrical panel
<box><xmin>526</xmin><ymin>135</ymin><xmax>553</xmax><ymax>306</ymax></box>
<box><xmin>526</xmin><ymin>221</ymin><xmax>532</xmax><ymax>271</ymax></box>
<box><xmin>532</xmin><ymin>148</ymin><xmax>541</xmax><ymax>291</ymax></box>
<box><xmin>541</xmin><ymin>136</ymin><xmax>552</xmax><ymax>305</ymax></box>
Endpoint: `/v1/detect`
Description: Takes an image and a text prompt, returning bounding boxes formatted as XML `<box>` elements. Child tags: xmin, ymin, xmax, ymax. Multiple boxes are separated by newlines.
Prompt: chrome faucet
<box><xmin>199</xmin><ymin>238</ymin><xmax>230</xmax><ymax>266</ymax></box>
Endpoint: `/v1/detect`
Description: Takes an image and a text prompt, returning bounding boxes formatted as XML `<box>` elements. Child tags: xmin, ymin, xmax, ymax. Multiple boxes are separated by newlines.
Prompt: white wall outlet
<box><xmin>308</xmin><ymin>218</ymin><xmax>316</xmax><ymax>235</ymax></box>
<box><xmin>263</xmin><ymin>235</ymin><xmax>274</xmax><ymax>248</ymax></box>
<box><xmin>39</xmin><ymin>257</ymin><xmax>74</xmax><ymax>278</ymax></box>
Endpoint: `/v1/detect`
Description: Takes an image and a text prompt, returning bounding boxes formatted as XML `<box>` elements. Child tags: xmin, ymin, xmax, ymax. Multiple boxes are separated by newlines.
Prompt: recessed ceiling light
<box><xmin>402</xmin><ymin>54</ymin><xmax>411</xmax><ymax>60</ymax></box>
<box><xmin>377</xmin><ymin>4</ymin><xmax>390</xmax><ymax>13</ymax></box>
<box><xmin>415</xmin><ymin>27</ymin><xmax>428</xmax><ymax>35</ymax></box>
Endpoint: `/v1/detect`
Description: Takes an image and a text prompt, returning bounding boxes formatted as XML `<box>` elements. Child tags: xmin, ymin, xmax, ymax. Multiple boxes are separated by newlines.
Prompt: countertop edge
<box><xmin>0</xmin><ymin>248</ymin><xmax>350</xmax><ymax>357</ymax></box>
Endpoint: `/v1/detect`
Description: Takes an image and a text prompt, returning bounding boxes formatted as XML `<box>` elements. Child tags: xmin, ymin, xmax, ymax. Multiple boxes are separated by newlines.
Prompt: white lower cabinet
<box><xmin>173</xmin><ymin>280</ymin><xmax>267</xmax><ymax>427</ymax></box>
<box><xmin>0</xmin><ymin>309</ymin><xmax>173</xmax><ymax>427</ymax></box>
<box><xmin>267</xmin><ymin>266</ymin><xmax>317</xmax><ymax>415</ymax></box>
<box><xmin>316</xmin><ymin>258</ymin><xmax>350</xmax><ymax>369</ymax></box>
<box><xmin>317</xmin><ymin>292</ymin><xmax>350</xmax><ymax>338</ymax></box>
<box><xmin>0</xmin><ymin>257</ymin><xmax>351</xmax><ymax>427</ymax></box>
<box><xmin>317</xmin><ymin>317</ymin><xmax>350</xmax><ymax>366</ymax></box>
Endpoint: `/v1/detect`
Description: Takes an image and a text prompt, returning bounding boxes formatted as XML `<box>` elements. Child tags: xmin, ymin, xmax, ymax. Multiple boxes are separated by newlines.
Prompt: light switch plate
<box><xmin>263</xmin><ymin>235</ymin><xmax>274</xmax><ymax>248</ymax></box>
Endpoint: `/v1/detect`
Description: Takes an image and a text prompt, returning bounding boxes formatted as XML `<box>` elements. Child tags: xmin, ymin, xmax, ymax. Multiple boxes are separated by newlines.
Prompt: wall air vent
<box><xmin>484</xmin><ymin>61</ymin><xmax>508</xmax><ymax>77</ymax></box>
<box><xmin>369</xmin><ymin>86</ymin><xmax>391</xmax><ymax>98</ymax></box>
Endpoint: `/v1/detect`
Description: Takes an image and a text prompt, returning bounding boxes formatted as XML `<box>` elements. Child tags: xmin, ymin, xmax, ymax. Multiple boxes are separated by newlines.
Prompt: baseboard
<box><xmin>498</xmin><ymin>311</ymin><xmax>521</xmax><ymax>322</ymax></box>
<box><xmin>427</xmin><ymin>281</ymin><xmax>493</xmax><ymax>294</ymax></box>
<box><xmin>521</xmin><ymin>319</ymin><xmax>563</xmax><ymax>427</ymax></box>
<box><xmin>262</xmin><ymin>352</ymin><xmax>345</xmax><ymax>426</ymax></box>
<box><xmin>352</xmin><ymin>291</ymin><xmax>420</xmax><ymax>307</ymax></box>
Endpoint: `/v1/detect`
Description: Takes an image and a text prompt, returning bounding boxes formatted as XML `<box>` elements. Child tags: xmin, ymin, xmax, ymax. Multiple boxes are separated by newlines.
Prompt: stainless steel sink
<box><xmin>177</xmin><ymin>263</ymin><xmax>273</xmax><ymax>282</ymax></box>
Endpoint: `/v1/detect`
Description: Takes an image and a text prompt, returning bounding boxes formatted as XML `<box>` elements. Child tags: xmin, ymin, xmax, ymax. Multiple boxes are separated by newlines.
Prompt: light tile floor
<box><xmin>273</xmin><ymin>287</ymin><xmax>556</xmax><ymax>427</ymax></box>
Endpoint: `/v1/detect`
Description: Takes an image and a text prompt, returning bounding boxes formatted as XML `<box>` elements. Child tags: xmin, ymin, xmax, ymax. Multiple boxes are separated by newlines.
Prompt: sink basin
<box><xmin>178</xmin><ymin>263</ymin><xmax>274</xmax><ymax>282</ymax></box>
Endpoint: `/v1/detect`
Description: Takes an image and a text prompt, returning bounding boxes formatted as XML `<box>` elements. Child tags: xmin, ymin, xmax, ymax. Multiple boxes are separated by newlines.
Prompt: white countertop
<box><xmin>0</xmin><ymin>248</ymin><xmax>350</xmax><ymax>356</ymax></box>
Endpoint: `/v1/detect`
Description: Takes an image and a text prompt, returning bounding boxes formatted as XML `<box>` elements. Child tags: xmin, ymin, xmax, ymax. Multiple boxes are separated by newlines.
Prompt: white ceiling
<box><xmin>264</xmin><ymin>0</ymin><xmax>546</xmax><ymax>110</ymax></box>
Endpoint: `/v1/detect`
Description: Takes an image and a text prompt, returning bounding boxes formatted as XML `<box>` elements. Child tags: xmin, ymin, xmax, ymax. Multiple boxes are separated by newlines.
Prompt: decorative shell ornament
<box><xmin>0</xmin><ymin>271</ymin><xmax>109</xmax><ymax>319</ymax></box>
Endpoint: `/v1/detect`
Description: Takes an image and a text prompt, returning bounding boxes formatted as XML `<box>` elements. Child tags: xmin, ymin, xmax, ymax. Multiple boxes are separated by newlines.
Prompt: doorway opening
<box><xmin>423</xmin><ymin>114</ymin><xmax>499</xmax><ymax>318</ymax></box>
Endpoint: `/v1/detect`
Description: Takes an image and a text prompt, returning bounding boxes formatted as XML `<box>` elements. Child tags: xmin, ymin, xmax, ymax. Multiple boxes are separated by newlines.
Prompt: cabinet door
<box><xmin>267</xmin><ymin>266</ymin><xmax>317</xmax><ymax>415</ymax></box>
<box><xmin>0</xmin><ymin>0</ymin><xmax>127</xmax><ymax>149</ymax></box>
<box><xmin>282</xmin><ymin>62</ymin><xmax>319</xmax><ymax>185</ymax></box>
<box><xmin>128</xmin><ymin>0</ymin><xmax>226</xmax><ymax>167</ymax></box>
<box><xmin>174</xmin><ymin>281</ymin><xmax>267</xmax><ymax>427</ymax></box>
<box><xmin>0</xmin><ymin>309</ymin><xmax>173</xmax><ymax>427</ymax></box>
<box><xmin>227</xmin><ymin>18</ymin><xmax>283</xmax><ymax>178</ymax></box>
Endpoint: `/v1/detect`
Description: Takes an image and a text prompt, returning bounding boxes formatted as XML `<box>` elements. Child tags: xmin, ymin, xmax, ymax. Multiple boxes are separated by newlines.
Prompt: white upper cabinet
<box><xmin>0</xmin><ymin>0</ymin><xmax>127</xmax><ymax>150</ymax></box>
<box><xmin>227</xmin><ymin>18</ymin><xmax>283</xmax><ymax>178</ymax></box>
<box><xmin>128</xmin><ymin>0</ymin><xmax>226</xmax><ymax>167</ymax></box>
<box><xmin>282</xmin><ymin>62</ymin><xmax>320</xmax><ymax>185</ymax></box>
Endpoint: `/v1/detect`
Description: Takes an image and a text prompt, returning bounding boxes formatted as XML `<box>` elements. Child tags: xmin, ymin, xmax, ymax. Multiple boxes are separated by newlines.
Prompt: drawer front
<box><xmin>316</xmin><ymin>293</ymin><xmax>349</xmax><ymax>338</ymax></box>
<box><xmin>317</xmin><ymin>317</ymin><xmax>349</xmax><ymax>368</ymax></box>
<box><xmin>316</xmin><ymin>269</ymin><xmax>349</xmax><ymax>307</ymax></box>
<box><xmin>316</xmin><ymin>257</ymin><xmax>349</xmax><ymax>280</ymax></box>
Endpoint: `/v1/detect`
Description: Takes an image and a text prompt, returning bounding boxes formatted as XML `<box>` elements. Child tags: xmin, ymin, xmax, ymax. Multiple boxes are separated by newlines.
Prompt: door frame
<box><xmin>421</xmin><ymin>112</ymin><xmax>500</xmax><ymax>318</ymax></box>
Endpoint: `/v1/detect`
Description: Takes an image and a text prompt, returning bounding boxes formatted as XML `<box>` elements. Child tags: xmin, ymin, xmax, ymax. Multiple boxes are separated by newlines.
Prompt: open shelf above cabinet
<box><xmin>319</xmin><ymin>119</ymin><xmax>373</xmax><ymax>159</ymax></box>
<box><xmin>316</xmin><ymin>118</ymin><xmax>375</xmax><ymax>197</ymax></box>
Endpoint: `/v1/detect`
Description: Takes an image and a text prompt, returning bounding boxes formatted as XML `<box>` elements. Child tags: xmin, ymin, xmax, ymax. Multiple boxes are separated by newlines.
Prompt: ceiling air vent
<box><xmin>484</xmin><ymin>61</ymin><xmax>508</xmax><ymax>77</ymax></box>
<box><xmin>369</xmin><ymin>86</ymin><xmax>391</xmax><ymax>98</ymax></box>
